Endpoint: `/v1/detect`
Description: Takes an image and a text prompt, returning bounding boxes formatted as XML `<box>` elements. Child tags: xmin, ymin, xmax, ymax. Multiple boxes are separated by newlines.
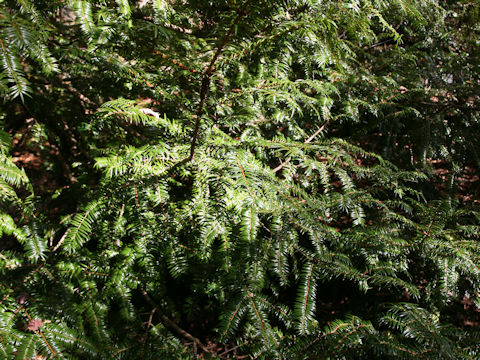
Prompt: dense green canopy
<box><xmin>1</xmin><ymin>0</ymin><xmax>479</xmax><ymax>358</ymax></box>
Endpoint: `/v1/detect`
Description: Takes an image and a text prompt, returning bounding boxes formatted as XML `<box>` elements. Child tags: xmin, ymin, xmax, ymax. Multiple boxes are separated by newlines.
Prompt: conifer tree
<box><xmin>1</xmin><ymin>0</ymin><xmax>479</xmax><ymax>359</ymax></box>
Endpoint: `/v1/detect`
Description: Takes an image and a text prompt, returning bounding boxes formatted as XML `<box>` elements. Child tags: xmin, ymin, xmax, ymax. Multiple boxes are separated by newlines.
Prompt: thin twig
<box><xmin>22</xmin><ymin>307</ymin><xmax>57</xmax><ymax>358</ymax></box>
<box><xmin>218</xmin><ymin>340</ymin><xmax>249</xmax><ymax>357</ymax></box>
<box><xmin>273</xmin><ymin>121</ymin><xmax>330</xmax><ymax>173</ymax></box>
<box><xmin>111</xmin><ymin>347</ymin><xmax>132</xmax><ymax>359</ymax></box>
<box><xmin>141</xmin><ymin>307</ymin><xmax>157</xmax><ymax>353</ymax></box>
<box><xmin>51</xmin><ymin>230</ymin><xmax>68</xmax><ymax>252</ymax></box>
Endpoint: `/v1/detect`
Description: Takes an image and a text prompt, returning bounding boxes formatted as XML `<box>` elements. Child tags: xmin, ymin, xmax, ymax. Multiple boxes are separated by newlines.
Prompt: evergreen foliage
<box><xmin>0</xmin><ymin>0</ymin><xmax>479</xmax><ymax>358</ymax></box>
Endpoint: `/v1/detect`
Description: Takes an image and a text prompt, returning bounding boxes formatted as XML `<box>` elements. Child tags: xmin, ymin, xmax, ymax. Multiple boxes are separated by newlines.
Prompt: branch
<box><xmin>273</xmin><ymin>120</ymin><xmax>330</xmax><ymax>173</ymax></box>
<box><xmin>218</xmin><ymin>340</ymin><xmax>250</xmax><ymax>357</ymax></box>
<box><xmin>170</xmin><ymin>9</ymin><xmax>248</xmax><ymax>171</ymax></box>
<box><xmin>138</xmin><ymin>286</ymin><xmax>213</xmax><ymax>355</ymax></box>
